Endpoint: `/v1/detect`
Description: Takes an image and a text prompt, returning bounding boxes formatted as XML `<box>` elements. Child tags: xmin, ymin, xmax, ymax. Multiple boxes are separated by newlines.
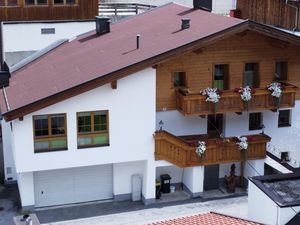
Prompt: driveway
<box><xmin>43</xmin><ymin>196</ymin><xmax>248</xmax><ymax>225</ymax></box>
<box><xmin>0</xmin><ymin>184</ymin><xmax>21</xmax><ymax>225</ymax></box>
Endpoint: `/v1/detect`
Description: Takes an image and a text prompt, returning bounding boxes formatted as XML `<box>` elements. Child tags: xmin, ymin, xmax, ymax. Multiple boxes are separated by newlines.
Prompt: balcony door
<box><xmin>244</xmin><ymin>63</ymin><xmax>259</xmax><ymax>88</ymax></box>
<box><xmin>207</xmin><ymin>114</ymin><xmax>223</xmax><ymax>138</ymax></box>
<box><xmin>213</xmin><ymin>64</ymin><xmax>229</xmax><ymax>90</ymax></box>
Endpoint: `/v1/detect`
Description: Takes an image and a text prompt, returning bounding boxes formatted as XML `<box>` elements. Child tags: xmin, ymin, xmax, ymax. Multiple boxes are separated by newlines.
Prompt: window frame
<box><xmin>0</xmin><ymin>0</ymin><xmax>18</xmax><ymax>7</ymax></box>
<box><xmin>33</xmin><ymin>113</ymin><xmax>68</xmax><ymax>153</ymax></box>
<box><xmin>278</xmin><ymin>109</ymin><xmax>291</xmax><ymax>128</ymax></box>
<box><xmin>243</xmin><ymin>62</ymin><xmax>260</xmax><ymax>88</ymax></box>
<box><xmin>24</xmin><ymin>0</ymin><xmax>48</xmax><ymax>6</ymax></box>
<box><xmin>275</xmin><ymin>61</ymin><xmax>288</xmax><ymax>81</ymax></box>
<box><xmin>249</xmin><ymin>112</ymin><xmax>263</xmax><ymax>131</ymax></box>
<box><xmin>77</xmin><ymin>110</ymin><xmax>110</xmax><ymax>149</ymax></box>
<box><xmin>53</xmin><ymin>0</ymin><xmax>77</xmax><ymax>6</ymax></box>
<box><xmin>213</xmin><ymin>64</ymin><xmax>229</xmax><ymax>90</ymax></box>
<box><xmin>172</xmin><ymin>71</ymin><xmax>187</xmax><ymax>88</ymax></box>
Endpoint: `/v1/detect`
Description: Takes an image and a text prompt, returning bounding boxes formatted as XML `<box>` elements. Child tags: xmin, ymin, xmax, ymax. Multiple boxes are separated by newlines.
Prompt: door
<box><xmin>34</xmin><ymin>164</ymin><xmax>113</xmax><ymax>207</ymax></box>
<box><xmin>204</xmin><ymin>164</ymin><xmax>220</xmax><ymax>190</ymax></box>
<box><xmin>207</xmin><ymin>114</ymin><xmax>223</xmax><ymax>138</ymax></box>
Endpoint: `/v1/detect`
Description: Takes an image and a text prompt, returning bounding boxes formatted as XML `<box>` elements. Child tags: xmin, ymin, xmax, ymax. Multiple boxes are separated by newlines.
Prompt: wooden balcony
<box><xmin>176</xmin><ymin>84</ymin><xmax>298</xmax><ymax>116</ymax></box>
<box><xmin>154</xmin><ymin>131</ymin><xmax>271</xmax><ymax>168</ymax></box>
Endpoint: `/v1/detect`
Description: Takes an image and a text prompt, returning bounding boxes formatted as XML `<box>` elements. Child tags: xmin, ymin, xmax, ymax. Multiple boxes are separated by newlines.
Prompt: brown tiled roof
<box><xmin>147</xmin><ymin>212</ymin><xmax>261</xmax><ymax>225</ymax></box>
<box><xmin>2</xmin><ymin>3</ymin><xmax>300</xmax><ymax>120</ymax></box>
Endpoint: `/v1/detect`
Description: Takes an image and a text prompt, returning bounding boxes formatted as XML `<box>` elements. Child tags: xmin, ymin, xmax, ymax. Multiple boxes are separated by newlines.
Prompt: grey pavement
<box><xmin>42</xmin><ymin>196</ymin><xmax>248</xmax><ymax>225</ymax></box>
<box><xmin>0</xmin><ymin>184</ymin><xmax>21</xmax><ymax>225</ymax></box>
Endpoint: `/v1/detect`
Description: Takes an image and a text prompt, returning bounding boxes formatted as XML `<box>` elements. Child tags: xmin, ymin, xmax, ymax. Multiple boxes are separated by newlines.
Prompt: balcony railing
<box><xmin>176</xmin><ymin>84</ymin><xmax>298</xmax><ymax>116</ymax></box>
<box><xmin>154</xmin><ymin>131</ymin><xmax>271</xmax><ymax>168</ymax></box>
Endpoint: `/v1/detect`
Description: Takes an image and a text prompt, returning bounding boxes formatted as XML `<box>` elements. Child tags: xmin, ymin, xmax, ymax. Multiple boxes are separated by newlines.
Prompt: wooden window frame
<box><xmin>0</xmin><ymin>0</ymin><xmax>18</xmax><ymax>7</ymax></box>
<box><xmin>77</xmin><ymin>110</ymin><xmax>110</xmax><ymax>149</ymax></box>
<box><xmin>212</xmin><ymin>64</ymin><xmax>229</xmax><ymax>90</ymax></box>
<box><xmin>24</xmin><ymin>0</ymin><xmax>48</xmax><ymax>6</ymax></box>
<box><xmin>53</xmin><ymin>0</ymin><xmax>78</xmax><ymax>6</ymax></box>
<box><xmin>172</xmin><ymin>71</ymin><xmax>187</xmax><ymax>88</ymax></box>
<box><xmin>275</xmin><ymin>61</ymin><xmax>288</xmax><ymax>82</ymax></box>
<box><xmin>278</xmin><ymin>109</ymin><xmax>291</xmax><ymax>128</ymax></box>
<box><xmin>33</xmin><ymin>113</ymin><xmax>68</xmax><ymax>153</ymax></box>
<box><xmin>243</xmin><ymin>62</ymin><xmax>260</xmax><ymax>88</ymax></box>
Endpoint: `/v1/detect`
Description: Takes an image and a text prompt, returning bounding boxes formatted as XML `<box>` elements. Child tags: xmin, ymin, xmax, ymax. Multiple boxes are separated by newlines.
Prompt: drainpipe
<box><xmin>285</xmin><ymin>0</ymin><xmax>299</xmax><ymax>31</ymax></box>
<box><xmin>0</xmin><ymin>21</ymin><xmax>4</xmax><ymax>70</ymax></box>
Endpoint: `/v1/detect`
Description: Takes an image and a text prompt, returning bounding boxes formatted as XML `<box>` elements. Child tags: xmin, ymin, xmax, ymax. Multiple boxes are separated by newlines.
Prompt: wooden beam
<box><xmin>193</xmin><ymin>48</ymin><xmax>205</xmax><ymax>54</ymax></box>
<box><xmin>111</xmin><ymin>80</ymin><xmax>117</xmax><ymax>89</ymax></box>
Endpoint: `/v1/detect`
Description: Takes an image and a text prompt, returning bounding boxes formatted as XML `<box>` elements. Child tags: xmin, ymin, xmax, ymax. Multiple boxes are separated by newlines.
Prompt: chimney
<box><xmin>181</xmin><ymin>18</ymin><xmax>190</xmax><ymax>30</ymax></box>
<box><xmin>0</xmin><ymin>22</ymin><xmax>10</xmax><ymax>88</ymax></box>
<box><xmin>95</xmin><ymin>16</ymin><xmax>111</xmax><ymax>35</ymax></box>
<box><xmin>193</xmin><ymin>0</ymin><xmax>212</xmax><ymax>12</ymax></box>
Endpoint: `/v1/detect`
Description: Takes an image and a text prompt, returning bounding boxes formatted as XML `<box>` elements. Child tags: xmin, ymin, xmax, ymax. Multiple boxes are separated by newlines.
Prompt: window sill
<box><xmin>34</xmin><ymin>148</ymin><xmax>68</xmax><ymax>154</ymax></box>
<box><xmin>278</xmin><ymin>123</ymin><xmax>291</xmax><ymax>128</ymax></box>
<box><xmin>78</xmin><ymin>144</ymin><xmax>110</xmax><ymax>149</ymax></box>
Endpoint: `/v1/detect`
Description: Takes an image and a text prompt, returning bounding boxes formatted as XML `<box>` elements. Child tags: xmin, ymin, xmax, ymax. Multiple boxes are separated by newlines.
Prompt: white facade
<box><xmin>3</xmin><ymin>21</ymin><xmax>95</xmax><ymax>53</ymax></box>
<box><xmin>248</xmin><ymin>181</ymin><xmax>300</xmax><ymax>225</ymax></box>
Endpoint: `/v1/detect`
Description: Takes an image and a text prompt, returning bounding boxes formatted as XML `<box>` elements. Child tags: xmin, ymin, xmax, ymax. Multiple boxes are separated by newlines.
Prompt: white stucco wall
<box><xmin>3</xmin><ymin>21</ymin><xmax>95</xmax><ymax>52</ymax></box>
<box><xmin>2</xmin><ymin>120</ymin><xmax>17</xmax><ymax>182</ymax></box>
<box><xmin>11</xmin><ymin>67</ymin><xmax>156</xmax><ymax>173</ymax></box>
<box><xmin>17</xmin><ymin>172</ymin><xmax>34</xmax><ymax>207</ymax></box>
<box><xmin>248</xmin><ymin>181</ymin><xmax>300</xmax><ymax>225</ymax></box>
<box><xmin>183</xmin><ymin>166</ymin><xmax>204</xmax><ymax>195</ymax></box>
<box><xmin>156</xmin><ymin>165</ymin><xmax>183</xmax><ymax>184</ymax></box>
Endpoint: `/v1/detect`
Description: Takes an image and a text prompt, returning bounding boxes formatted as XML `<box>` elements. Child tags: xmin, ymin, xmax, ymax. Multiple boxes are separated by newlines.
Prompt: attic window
<box><xmin>0</xmin><ymin>0</ymin><xmax>18</xmax><ymax>6</ymax></box>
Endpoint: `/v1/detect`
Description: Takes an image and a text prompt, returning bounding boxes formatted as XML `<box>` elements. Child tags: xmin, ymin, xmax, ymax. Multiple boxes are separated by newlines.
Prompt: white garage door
<box><xmin>34</xmin><ymin>164</ymin><xmax>113</xmax><ymax>207</ymax></box>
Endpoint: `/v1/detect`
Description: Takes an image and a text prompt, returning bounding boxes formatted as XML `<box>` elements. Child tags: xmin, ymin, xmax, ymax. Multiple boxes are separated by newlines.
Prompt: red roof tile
<box><xmin>1</xmin><ymin>3</ymin><xmax>244</xmax><ymax>117</ymax></box>
<box><xmin>147</xmin><ymin>212</ymin><xmax>261</xmax><ymax>225</ymax></box>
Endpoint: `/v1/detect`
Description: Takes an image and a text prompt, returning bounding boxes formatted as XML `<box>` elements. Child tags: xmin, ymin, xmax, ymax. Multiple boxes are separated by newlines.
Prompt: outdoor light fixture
<box><xmin>261</xmin><ymin>124</ymin><xmax>265</xmax><ymax>134</ymax></box>
<box><xmin>159</xmin><ymin>120</ymin><xmax>164</xmax><ymax>131</ymax></box>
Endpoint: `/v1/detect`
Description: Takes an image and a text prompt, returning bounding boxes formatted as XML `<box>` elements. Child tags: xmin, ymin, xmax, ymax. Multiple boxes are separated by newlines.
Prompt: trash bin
<box><xmin>160</xmin><ymin>174</ymin><xmax>171</xmax><ymax>193</ymax></box>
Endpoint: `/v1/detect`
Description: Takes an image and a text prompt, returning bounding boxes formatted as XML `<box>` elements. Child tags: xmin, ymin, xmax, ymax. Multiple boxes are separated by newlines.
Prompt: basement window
<box><xmin>0</xmin><ymin>0</ymin><xmax>18</xmax><ymax>6</ymax></box>
<box><xmin>25</xmin><ymin>0</ymin><xmax>48</xmax><ymax>5</ymax></box>
<box><xmin>77</xmin><ymin>111</ymin><xmax>109</xmax><ymax>148</ymax></box>
<box><xmin>278</xmin><ymin>110</ymin><xmax>291</xmax><ymax>127</ymax></box>
<box><xmin>173</xmin><ymin>71</ymin><xmax>186</xmax><ymax>87</ymax></box>
<box><xmin>249</xmin><ymin>112</ymin><xmax>263</xmax><ymax>131</ymax></box>
<box><xmin>33</xmin><ymin>114</ymin><xmax>67</xmax><ymax>153</ymax></box>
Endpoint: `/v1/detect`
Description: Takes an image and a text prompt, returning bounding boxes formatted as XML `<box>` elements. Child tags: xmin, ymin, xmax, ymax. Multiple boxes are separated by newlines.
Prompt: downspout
<box><xmin>0</xmin><ymin>21</ymin><xmax>4</xmax><ymax>70</ymax></box>
<box><xmin>286</xmin><ymin>0</ymin><xmax>299</xmax><ymax>31</ymax></box>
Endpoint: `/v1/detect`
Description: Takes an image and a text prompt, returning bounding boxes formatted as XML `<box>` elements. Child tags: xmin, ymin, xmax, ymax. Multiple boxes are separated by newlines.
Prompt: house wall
<box><xmin>10</xmin><ymin>67</ymin><xmax>156</xmax><ymax>174</ymax></box>
<box><xmin>156</xmin><ymin>31</ymin><xmax>300</xmax><ymax>111</ymax></box>
<box><xmin>3</xmin><ymin>21</ymin><xmax>95</xmax><ymax>53</ymax></box>
<box><xmin>248</xmin><ymin>180</ymin><xmax>300</xmax><ymax>225</ymax></box>
<box><xmin>0</xmin><ymin>0</ymin><xmax>98</xmax><ymax>21</ymax></box>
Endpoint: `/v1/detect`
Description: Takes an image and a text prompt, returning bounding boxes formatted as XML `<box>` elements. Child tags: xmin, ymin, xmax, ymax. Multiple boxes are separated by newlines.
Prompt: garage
<box><xmin>34</xmin><ymin>164</ymin><xmax>113</xmax><ymax>207</ymax></box>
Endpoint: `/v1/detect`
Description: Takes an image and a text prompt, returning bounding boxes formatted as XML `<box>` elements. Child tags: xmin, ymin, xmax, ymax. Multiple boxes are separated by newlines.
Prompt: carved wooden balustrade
<box><xmin>176</xmin><ymin>84</ymin><xmax>298</xmax><ymax>116</ymax></box>
<box><xmin>154</xmin><ymin>131</ymin><xmax>271</xmax><ymax>168</ymax></box>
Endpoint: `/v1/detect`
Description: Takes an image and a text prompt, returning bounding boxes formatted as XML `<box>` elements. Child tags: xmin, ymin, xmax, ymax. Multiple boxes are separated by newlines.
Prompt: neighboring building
<box><xmin>148</xmin><ymin>212</ymin><xmax>259</xmax><ymax>225</ymax></box>
<box><xmin>249</xmin><ymin>173</ymin><xmax>300</xmax><ymax>225</ymax></box>
<box><xmin>236</xmin><ymin>0</ymin><xmax>300</xmax><ymax>31</ymax></box>
<box><xmin>1</xmin><ymin>1</ymin><xmax>300</xmax><ymax>212</ymax></box>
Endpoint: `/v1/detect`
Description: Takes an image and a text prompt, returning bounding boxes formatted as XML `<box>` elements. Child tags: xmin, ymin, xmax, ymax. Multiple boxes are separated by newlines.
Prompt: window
<box><xmin>54</xmin><ymin>0</ymin><xmax>76</xmax><ymax>5</ymax></box>
<box><xmin>249</xmin><ymin>112</ymin><xmax>263</xmax><ymax>130</ymax></box>
<box><xmin>173</xmin><ymin>72</ymin><xmax>186</xmax><ymax>87</ymax></box>
<box><xmin>275</xmin><ymin>61</ymin><xmax>288</xmax><ymax>81</ymax></box>
<box><xmin>41</xmin><ymin>28</ymin><xmax>55</xmax><ymax>34</ymax></box>
<box><xmin>77</xmin><ymin>111</ymin><xmax>109</xmax><ymax>148</ymax></box>
<box><xmin>25</xmin><ymin>0</ymin><xmax>47</xmax><ymax>5</ymax></box>
<box><xmin>244</xmin><ymin>63</ymin><xmax>259</xmax><ymax>88</ymax></box>
<box><xmin>278</xmin><ymin>110</ymin><xmax>291</xmax><ymax>127</ymax></box>
<box><xmin>33</xmin><ymin>114</ymin><xmax>67</xmax><ymax>153</ymax></box>
<box><xmin>214</xmin><ymin>64</ymin><xmax>229</xmax><ymax>90</ymax></box>
<box><xmin>0</xmin><ymin>0</ymin><xmax>18</xmax><ymax>6</ymax></box>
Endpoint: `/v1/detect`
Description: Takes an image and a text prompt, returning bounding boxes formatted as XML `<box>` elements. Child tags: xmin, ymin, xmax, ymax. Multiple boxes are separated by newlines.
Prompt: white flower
<box><xmin>240</xmin><ymin>86</ymin><xmax>252</xmax><ymax>102</ymax></box>
<box><xmin>268</xmin><ymin>83</ymin><xmax>283</xmax><ymax>98</ymax></box>
<box><xmin>196</xmin><ymin>141</ymin><xmax>206</xmax><ymax>157</ymax></box>
<box><xmin>237</xmin><ymin>136</ymin><xmax>248</xmax><ymax>150</ymax></box>
<box><xmin>201</xmin><ymin>88</ymin><xmax>220</xmax><ymax>103</ymax></box>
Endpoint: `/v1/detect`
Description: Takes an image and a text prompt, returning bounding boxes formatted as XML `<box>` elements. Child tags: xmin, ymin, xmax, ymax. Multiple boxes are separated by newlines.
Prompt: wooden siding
<box><xmin>156</xmin><ymin>31</ymin><xmax>300</xmax><ymax>112</ymax></box>
<box><xmin>154</xmin><ymin>131</ymin><xmax>270</xmax><ymax>168</ymax></box>
<box><xmin>237</xmin><ymin>0</ymin><xmax>300</xmax><ymax>31</ymax></box>
<box><xmin>0</xmin><ymin>0</ymin><xmax>98</xmax><ymax>21</ymax></box>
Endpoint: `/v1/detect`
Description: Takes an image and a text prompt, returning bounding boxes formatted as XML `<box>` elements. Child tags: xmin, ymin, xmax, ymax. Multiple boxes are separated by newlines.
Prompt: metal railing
<box><xmin>99</xmin><ymin>3</ymin><xmax>156</xmax><ymax>16</ymax></box>
<box><xmin>267</xmin><ymin>143</ymin><xmax>300</xmax><ymax>168</ymax></box>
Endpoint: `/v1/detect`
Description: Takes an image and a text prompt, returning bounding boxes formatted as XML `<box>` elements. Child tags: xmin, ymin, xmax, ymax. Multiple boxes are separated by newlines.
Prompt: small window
<box><xmin>278</xmin><ymin>110</ymin><xmax>291</xmax><ymax>127</ymax></box>
<box><xmin>275</xmin><ymin>61</ymin><xmax>288</xmax><ymax>81</ymax></box>
<box><xmin>244</xmin><ymin>63</ymin><xmax>259</xmax><ymax>88</ymax></box>
<box><xmin>173</xmin><ymin>72</ymin><xmax>186</xmax><ymax>87</ymax></box>
<box><xmin>214</xmin><ymin>64</ymin><xmax>229</xmax><ymax>90</ymax></box>
<box><xmin>249</xmin><ymin>112</ymin><xmax>263</xmax><ymax>131</ymax></box>
<box><xmin>77</xmin><ymin>111</ymin><xmax>109</xmax><ymax>148</ymax></box>
<box><xmin>0</xmin><ymin>0</ymin><xmax>18</xmax><ymax>6</ymax></box>
<box><xmin>33</xmin><ymin>114</ymin><xmax>67</xmax><ymax>153</ymax></box>
<box><xmin>25</xmin><ymin>0</ymin><xmax>47</xmax><ymax>5</ymax></box>
<box><xmin>41</xmin><ymin>28</ymin><xmax>55</xmax><ymax>34</ymax></box>
<box><xmin>54</xmin><ymin>0</ymin><xmax>76</xmax><ymax>5</ymax></box>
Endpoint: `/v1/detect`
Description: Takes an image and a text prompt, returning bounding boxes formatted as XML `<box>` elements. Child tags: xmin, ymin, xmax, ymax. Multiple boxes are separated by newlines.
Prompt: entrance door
<box><xmin>207</xmin><ymin>114</ymin><xmax>223</xmax><ymax>138</ymax></box>
<box><xmin>204</xmin><ymin>164</ymin><xmax>220</xmax><ymax>190</ymax></box>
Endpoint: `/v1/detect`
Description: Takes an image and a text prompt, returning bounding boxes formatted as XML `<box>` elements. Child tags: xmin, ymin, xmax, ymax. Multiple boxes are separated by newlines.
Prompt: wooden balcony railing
<box><xmin>176</xmin><ymin>84</ymin><xmax>298</xmax><ymax>116</ymax></box>
<box><xmin>154</xmin><ymin>131</ymin><xmax>271</xmax><ymax>168</ymax></box>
